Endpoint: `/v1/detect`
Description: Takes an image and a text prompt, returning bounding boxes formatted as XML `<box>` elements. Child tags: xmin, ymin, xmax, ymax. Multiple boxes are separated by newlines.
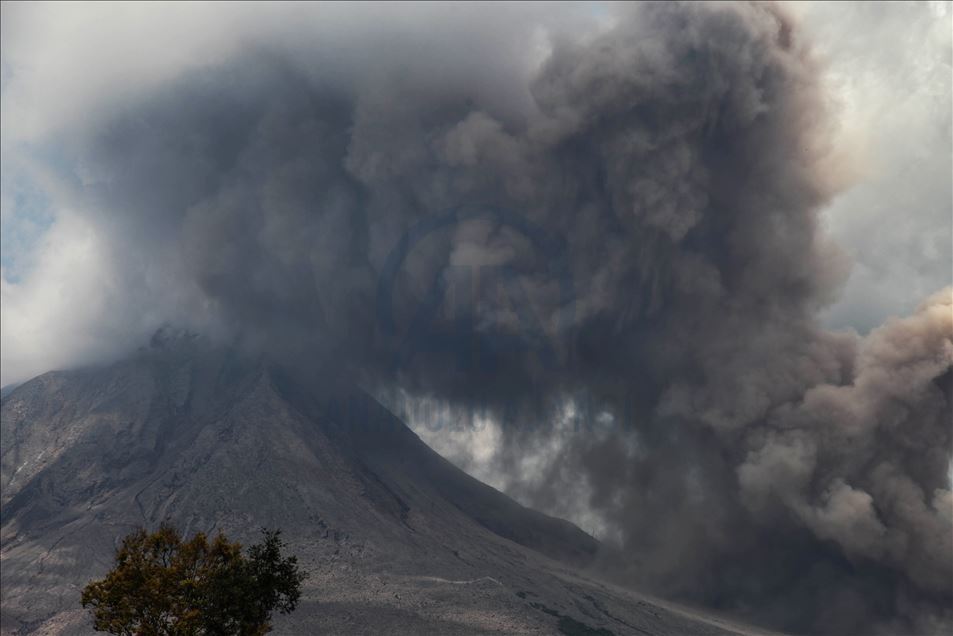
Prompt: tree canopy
<box><xmin>81</xmin><ymin>525</ymin><xmax>307</xmax><ymax>635</ymax></box>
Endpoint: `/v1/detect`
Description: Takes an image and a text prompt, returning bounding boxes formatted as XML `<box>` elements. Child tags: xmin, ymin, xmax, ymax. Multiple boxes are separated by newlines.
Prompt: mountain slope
<box><xmin>1</xmin><ymin>340</ymin><xmax>771</xmax><ymax>635</ymax></box>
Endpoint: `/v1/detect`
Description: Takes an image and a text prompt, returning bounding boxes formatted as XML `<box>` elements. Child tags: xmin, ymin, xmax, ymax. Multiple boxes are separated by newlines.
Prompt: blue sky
<box><xmin>1</xmin><ymin>157</ymin><xmax>55</xmax><ymax>284</ymax></box>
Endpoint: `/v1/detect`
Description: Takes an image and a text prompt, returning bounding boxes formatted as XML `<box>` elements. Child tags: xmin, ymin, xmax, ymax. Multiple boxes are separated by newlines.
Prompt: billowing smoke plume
<box><xmin>2</xmin><ymin>2</ymin><xmax>951</xmax><ymax>634</ymax></box>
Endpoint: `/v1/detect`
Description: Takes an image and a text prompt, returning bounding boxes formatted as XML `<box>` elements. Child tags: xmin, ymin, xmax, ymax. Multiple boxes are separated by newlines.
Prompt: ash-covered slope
<box><xmin>1</xmin><ymin>338</ymin><xmax>769</xmax><ymax>636</ymax></box>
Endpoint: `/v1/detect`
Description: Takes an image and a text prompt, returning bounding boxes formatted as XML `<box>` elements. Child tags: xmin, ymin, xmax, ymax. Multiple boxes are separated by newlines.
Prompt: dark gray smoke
<box><xmin>11</xmin><ymin>2</ymin><xmax>952</xmax><ymax>634</ymax></box>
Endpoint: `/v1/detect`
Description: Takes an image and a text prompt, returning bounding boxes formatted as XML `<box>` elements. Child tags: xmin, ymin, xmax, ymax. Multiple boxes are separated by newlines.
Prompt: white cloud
<box><xmin>2</xmin><ymin>209</ymin><xmax>115</xmax><ymax>384</ymax></box>
<box><xmin>789</xmin><ymin>1</ymin><xmax>952</xmax><ymax>330</ymax></box>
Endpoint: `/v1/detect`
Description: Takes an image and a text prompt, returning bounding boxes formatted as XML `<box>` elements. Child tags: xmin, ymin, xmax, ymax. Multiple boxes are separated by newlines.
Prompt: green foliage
<box><xmin>81</xmin><ymin>524</ymin><xmax>307</xmax><ymax>635</ymax></box>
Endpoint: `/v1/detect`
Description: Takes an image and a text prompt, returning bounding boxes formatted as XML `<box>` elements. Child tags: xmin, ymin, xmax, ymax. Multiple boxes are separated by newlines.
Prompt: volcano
<box><xmin>1</xmin><ymin>334</ymin><xmax>771</xmax><ymax>635</ymax></box>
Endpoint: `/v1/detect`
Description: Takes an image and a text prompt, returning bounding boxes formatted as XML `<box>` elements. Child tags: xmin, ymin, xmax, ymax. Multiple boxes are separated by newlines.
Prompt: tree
<box><xmin>81</xmin><ymin>524</ymin><xmax>307</xmax><ymax>635</ymax></box>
